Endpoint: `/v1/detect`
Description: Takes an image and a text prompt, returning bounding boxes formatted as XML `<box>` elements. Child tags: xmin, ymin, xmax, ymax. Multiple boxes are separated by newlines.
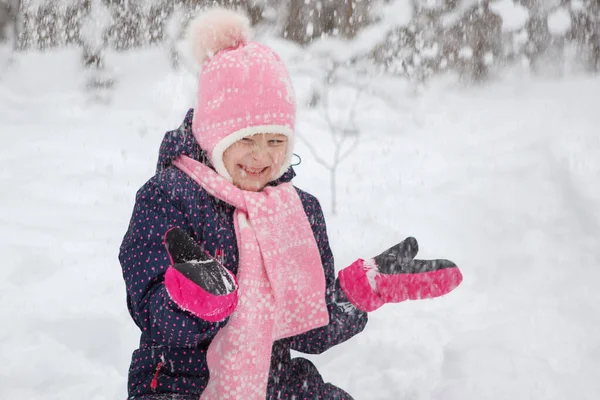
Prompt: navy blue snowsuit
<box><xmin>119</xmin><ymin>109</ymin><xmax>368</xmax><ymax>399</ymax></box>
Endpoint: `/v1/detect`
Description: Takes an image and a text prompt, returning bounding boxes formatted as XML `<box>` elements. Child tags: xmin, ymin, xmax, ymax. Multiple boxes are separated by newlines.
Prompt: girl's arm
<box><xmin>119</xmin><ymin>178</ymin><xmax>225</xmax><ymax>348</ymax></box>
<box><xmin>286</xmin><ymin>194</ymin><xmax>368</xmax><ymax>354</ymax></box>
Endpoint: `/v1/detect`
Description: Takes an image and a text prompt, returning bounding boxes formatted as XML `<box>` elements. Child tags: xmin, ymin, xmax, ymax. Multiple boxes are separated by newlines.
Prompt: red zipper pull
<box><xmin>216</xmin><ymin>249</ymin><xmax>224</xmax><ymax>264</ymax></box>
<box><xmin>150</xmin><ymin>361</ymin><xmax>164</xmax><ymax>391</ymax></box>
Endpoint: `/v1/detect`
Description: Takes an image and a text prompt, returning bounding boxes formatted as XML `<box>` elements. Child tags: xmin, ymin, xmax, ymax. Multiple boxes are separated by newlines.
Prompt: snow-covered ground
<box><xmin>1</xmin><ymin>46</ymin><xmax>599</xmax><ymax>400</ymax></box>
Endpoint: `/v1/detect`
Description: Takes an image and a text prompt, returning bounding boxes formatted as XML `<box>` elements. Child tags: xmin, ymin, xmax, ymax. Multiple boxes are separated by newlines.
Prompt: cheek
<box><xmin>272</xmin><ymin>148</ymin><xmax>287</xmax><ymax>166</ymax></box>
<box><xmin>224</xmin><ymin>147</ymin><xmax>247</xmax><ymax>169</ymax></box>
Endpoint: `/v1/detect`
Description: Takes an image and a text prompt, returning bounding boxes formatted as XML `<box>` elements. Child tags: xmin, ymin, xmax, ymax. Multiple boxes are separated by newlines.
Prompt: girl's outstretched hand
<box><xmin>338</xmin><ymin>237</ymin><xmax>463</xmax><ymax>312</ymax></box>
<box><xmin>163</xmin><ymin>227</ymin><xmax>238</xmax><ymax>322</ymax></box>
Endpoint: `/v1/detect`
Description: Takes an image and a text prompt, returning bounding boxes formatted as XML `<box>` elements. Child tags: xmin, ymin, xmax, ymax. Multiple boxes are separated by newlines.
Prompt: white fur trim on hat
<box><xmin>186</xmin><ymin>7</ymin><xmax>252</xmax><ymax>65</ymax></box>
<box><xmin>212</xmin><ymin>125</ymin><xmax>295</xmax><ymax>183</ymax></box>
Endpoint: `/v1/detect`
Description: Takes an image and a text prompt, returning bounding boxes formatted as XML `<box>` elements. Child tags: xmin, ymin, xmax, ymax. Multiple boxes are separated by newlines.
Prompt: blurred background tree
<box><xmin>2</xmin><ymin>0</ymin><xmax>599</xmax><ymax>82</ymax></box>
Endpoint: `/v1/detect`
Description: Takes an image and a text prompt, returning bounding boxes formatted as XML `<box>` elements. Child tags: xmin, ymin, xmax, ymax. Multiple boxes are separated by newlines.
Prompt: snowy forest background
<box><xmin>2</xmin><ymin>1</ymin><xmax>600</xmax><ymax>400</ymax></box>
<box><xmin>2</xmin><ymin>0</ymin><xmax>600</xmax><ymax>82</ymax></box>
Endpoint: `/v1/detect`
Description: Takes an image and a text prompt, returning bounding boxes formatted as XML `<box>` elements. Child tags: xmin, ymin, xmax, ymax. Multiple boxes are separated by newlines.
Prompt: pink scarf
<box><xmin>173</xmin><ymin>155</ymin><xmax>329</xmax><ymax>399</ymax></box>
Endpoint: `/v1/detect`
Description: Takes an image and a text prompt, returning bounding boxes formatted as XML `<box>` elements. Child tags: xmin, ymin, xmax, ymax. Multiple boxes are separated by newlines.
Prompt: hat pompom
<box><xmin>187</xmin><ymin>7</ymin><xmax>252</xmax><ymax>65</ymax></box>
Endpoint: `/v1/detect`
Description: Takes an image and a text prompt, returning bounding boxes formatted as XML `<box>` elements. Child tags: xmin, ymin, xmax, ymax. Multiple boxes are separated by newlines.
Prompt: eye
<box><xmin>268</xmin><ymin>135</ymin><xmax>288</xmax><ymax>145</ymax></box>
<box><xmin>240</xmin><ymin>137</ymin><xmax>253</xmax><ymax>144</ymax></box>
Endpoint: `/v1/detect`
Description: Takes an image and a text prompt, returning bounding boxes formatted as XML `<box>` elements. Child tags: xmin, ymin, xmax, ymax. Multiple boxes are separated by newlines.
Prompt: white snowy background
<box><xmin>1</xmin><ymin>10</ymin><xmax>600</xmax><ymax>400</ymax></box>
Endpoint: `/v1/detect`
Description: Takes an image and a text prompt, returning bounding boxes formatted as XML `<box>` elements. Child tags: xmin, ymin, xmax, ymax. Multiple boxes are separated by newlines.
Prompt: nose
<box><xmin>251</xmin><ymin>143</ymin><xmax>271</xmax><ymax>164</ymax></box>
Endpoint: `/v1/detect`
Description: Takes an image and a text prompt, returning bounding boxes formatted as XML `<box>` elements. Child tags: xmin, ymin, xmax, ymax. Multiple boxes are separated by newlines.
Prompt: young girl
<box><xmin>119</xmin><ymin>8</ymin><xmax>462</xmax><ymax>400</ymax></box>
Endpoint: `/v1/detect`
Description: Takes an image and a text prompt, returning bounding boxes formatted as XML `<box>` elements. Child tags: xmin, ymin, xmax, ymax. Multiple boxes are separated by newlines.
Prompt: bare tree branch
<box><xmin>320</xmin><ymin>66</ymin><xmax>341</xmax><ymax>146</ymax></box>
<box><xmin>295</xmin><ymin>61</ymin><xmax>377</xmax><ymax>214</ymax></box>
<box><xmin>336</xmin><ymin>74</ymin><xmax>369</xmax><ymax>162</ymax></box>
<box><xmin>296</xmin><ymin>131</ymin><xmax>332</xmax><ymax>170</ymax></box>
<box><xmin>340</xmin><ymin>137</ymin><xmax>361</xmax><ymax>163</ymax></box>
<box><xmin>342</xmin><ymin>80</ymin><xmax>367</xmax><ymax>132</ymax></box>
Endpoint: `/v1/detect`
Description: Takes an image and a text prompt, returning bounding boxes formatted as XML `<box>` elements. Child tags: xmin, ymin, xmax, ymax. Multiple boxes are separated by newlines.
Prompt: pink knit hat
<box><xmin>187</xmin><ymin>8</ymin><xmax>296</xmax><ymax>182</ymax></box>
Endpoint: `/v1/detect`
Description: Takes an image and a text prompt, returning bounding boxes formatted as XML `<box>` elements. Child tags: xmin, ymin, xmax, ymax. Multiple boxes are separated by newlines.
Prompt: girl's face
<box><xmin>223</xmin><ymin>133</ymin><xmax>288</xmax><ymax>191</ymax></box>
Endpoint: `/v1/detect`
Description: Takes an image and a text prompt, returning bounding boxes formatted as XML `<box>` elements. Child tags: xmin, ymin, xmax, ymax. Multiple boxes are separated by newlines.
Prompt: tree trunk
<box><xmin>283</xmin><ymin>0</ymin><xmax>313</xmax><ymax>44</ymax></box>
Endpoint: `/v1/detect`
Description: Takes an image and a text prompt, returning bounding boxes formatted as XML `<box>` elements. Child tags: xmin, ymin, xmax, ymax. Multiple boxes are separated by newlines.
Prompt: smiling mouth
<box><xmin>239</xmin><ymin>165</ymin><xmax>269</xmax><ymax>177</ymax></box>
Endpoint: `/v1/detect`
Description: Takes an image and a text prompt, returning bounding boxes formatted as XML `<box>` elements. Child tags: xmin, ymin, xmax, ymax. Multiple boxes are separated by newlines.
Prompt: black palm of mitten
<box><xmin>165</xmin><ymin>228</ymin><xmax>235</xmax><ymax>295</ymax></box>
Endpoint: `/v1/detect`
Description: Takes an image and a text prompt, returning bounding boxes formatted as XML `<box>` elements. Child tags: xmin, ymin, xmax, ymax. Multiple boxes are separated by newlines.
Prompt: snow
<box><xmin>571</xmin><ymin>0</ymin><xmax>585</xmax><ymax>13</ymax></box>
<box><xmin>2</xmin><ymin>45</ymin><xmax>600</xmax><ymax>400</ymax></box>
<box><xmin>79</xmin><ymin>0</ymin><xmax>112</xmax><ymax>52</ymax></box>
<box><xmin>164</xmin><ymin>4</ymin><xmax>186</xmax><ymax>42</ymax></box>
<box><xmin>459</xmin><ymin>46</ymin><xmax>473</xmax><ymax>59</ymax></box>
<box><xmin>22</xmin><ymin>0</ymin><xmax>79</xmax><ymax>13</ymax></box>
<box><xmin>305</xmin><ymin>0</ymin><xmax>414</xmax><ymax>63</ymax></box>
<box><xmin>490</xmin><ymin>0</ymin><xmax>530</xmax><ymax>33</ymax></box>
<box><xmin>548</xmin><ymin>8</ymin><xmax>572</xmax><ymax>36</ymax></box>
<box><xmin>376</xmin><ymin>0</ymin><xmax>413</xmax><ymax>29</ymax></box>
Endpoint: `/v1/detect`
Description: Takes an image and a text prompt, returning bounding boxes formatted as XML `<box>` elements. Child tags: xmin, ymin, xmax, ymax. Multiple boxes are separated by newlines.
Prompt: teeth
<box><xmin>241</xmin><ymin>166</ymin><xmax>266</xmax><ymax>176</ymax></box>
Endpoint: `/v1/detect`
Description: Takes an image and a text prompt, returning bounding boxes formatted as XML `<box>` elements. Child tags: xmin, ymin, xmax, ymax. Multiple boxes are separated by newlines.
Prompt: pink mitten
<box><xmin>164</xmin><ymin>228</ymin><xmax>238</xmax><ymax>322</ymax></box>
<box><xmin>339</xmin><ymin>237</ymin><xmax>462</xmax><ymax>312</ymax></box>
